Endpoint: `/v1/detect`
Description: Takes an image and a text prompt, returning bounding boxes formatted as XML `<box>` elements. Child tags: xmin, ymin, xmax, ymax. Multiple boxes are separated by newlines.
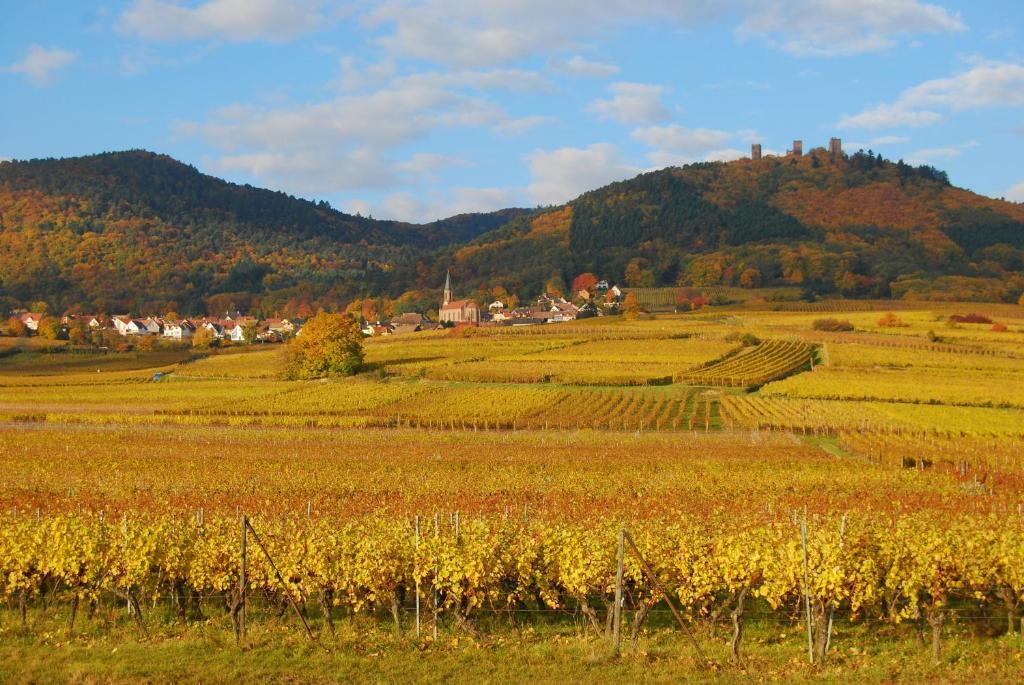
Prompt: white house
<box><xmin>124</xmin><ymin>320</ymin><xmax>149</xmax><ymax>336</ymax></box>
<box><xmin>111</xmin><ymin>316</ymin><xmax>132</xmax><ymax>335</ymax></box>
<box><xmin>163</xmin><ymin>321</ymin><xmax>195</xmax><ymax>339</ymax></box>
<box><xmin>223</xmin><ymin>322</ymin><xmax>247</xmax><ymax>342</ymax></box>
<box><xmin>19</xmin><ymin>313</ymin><xmax>43</xmax><ymax>331</ymax></box>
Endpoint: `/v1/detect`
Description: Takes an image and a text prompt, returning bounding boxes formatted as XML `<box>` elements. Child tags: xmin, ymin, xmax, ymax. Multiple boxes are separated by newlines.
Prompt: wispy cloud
<box><xmin>3</xmin><ymin>45</ymin><xmax>77</xmax><ymax>86</ymax></box>
<box><xmin>840</xmin><ymin>59</ymin><xmax>1024</xmax><ymax>129</ymax></box>
<box><xmin>588</xmin><ymin>82</ymin><xmax>671</xmax><ymax>125</ymax></box>
<box><xmin>736</xmin><ymin>0</ymin><xmax>965</xmax><ymax>57</ymax></box>
<box><xmin>119</xmin><ymin>0</ymin><xmax>331</xmax><ymax>43</ymax></box>
<box><xmin>525</xmin><ymin>143</ymin><xmax>639</xmax><ymax>205</ymax></box>
<box><xmin>551</xmin><ymin>55</ymin><xmax>619</xmax><ymax>78</ymax></box>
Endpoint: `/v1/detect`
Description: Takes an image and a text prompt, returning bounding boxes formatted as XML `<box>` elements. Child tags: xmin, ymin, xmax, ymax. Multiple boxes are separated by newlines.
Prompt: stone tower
<box><xmin>829</xmin><ymin>137</ymin><xmax>842</xmax><ymax>158</ymax></box>
<box><xmin>751</xmin><ymin>143</ymin><xmax>762</xmax><ymax>160</ymax></box>
<box><xmin>791</xmin><ymin>140</ymin><xmax>803</xmax><ymax>157</ymax></box>
<box><xmin>443</xmin><ymin>270</ymin><xmax>453</xmax><ymax>306</ymax></box>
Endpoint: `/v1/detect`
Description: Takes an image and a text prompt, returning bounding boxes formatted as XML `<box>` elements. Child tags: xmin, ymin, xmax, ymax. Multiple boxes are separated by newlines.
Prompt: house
<box><xmin>163</xmin><ymin>320</ymin><xmax>195</xmax><ymax>339</ymax></box>
<box><xmin>111</xmin><ymin>316</ymin><xmax>133</xmax><ymax>335</ymax></box>
<box><xmin>124</xmin><ymin>320</ymin><xmax>149</xmax><ymax>336</ymax></box>
<box><xmin>596</xmin><ymin>280</ymin><xmax>610</xmax><ymax>291</ymax></box>
<box><xmin>390</xmin><ymin>323</ymin><xmax>421</xmax><ymax>335</ymax></box>
<box><xmin>488</xmin><ymin>301</ymin><xmax>505</xmax><ymax>312</ymax></box>
<box><xmin>392</xmin><ymin>312</ymin><xmax>429</xmax><ymax>327</ymax></box>
<box><xmin>439</xmin><ymin>270</ymin><xmax>480</xmax><ymax>325</ymax></box>
<box><xmin>20</xmin><ymin>312</ymin><xmax>43</xmax><ymax>331</ymax></box>
<box><xmin>222</xmin><ymin>322</ymin><xmax>248</xmax><ymax>342</ymax></box>
<box><xmin>203</xmin><ymin>321</ymin><xmax>225</xmax><ymax>338</ymax></box>
<box><xmin>550</xmin><ymin>301</ymin><xmax>579</xmax><ymax>322</ymax></box>
<box><xmin>141</xmin><ymin>317</ymin><xmax>163</xmax><ymax>335</ymax></box>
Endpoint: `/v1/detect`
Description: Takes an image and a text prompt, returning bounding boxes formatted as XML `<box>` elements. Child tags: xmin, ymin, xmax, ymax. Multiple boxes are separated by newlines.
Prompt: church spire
<box><xmin>443</xmin><ymin>269</ymin><xmax>453</xmax><ymax>306</ymax></box>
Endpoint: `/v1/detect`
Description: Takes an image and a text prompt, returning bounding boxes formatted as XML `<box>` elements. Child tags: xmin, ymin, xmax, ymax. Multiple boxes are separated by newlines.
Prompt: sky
<box><xmin>2</xmin><ymin>1</ymin><xmax>1023</xmax><ymax>223</ymax></box>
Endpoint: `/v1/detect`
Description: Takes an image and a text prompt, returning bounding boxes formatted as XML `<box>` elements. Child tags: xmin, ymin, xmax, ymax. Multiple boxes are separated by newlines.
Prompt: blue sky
<box><xmin>2</xmin><ymin>1</ymin><xmax>1023</xmax><ymax>222</ymax></box>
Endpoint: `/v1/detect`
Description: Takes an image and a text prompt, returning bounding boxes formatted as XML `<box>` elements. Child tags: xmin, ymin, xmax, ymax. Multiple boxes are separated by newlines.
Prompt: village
<box><xmin>3</xmin><ymin>273</ymin><xmax>628</xmax><ymax>344</ymax></box>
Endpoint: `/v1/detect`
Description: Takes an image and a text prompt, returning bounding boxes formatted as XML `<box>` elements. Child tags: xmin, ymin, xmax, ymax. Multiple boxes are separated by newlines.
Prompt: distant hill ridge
<box><xmin>1</xmin><ymin>148</ymin><xmax>1022</xmax><ymax>315</ymax></box>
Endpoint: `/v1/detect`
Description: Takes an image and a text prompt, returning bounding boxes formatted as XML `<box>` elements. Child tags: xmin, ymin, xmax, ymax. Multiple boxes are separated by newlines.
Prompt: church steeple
<box><xmin>443</xmin><ymin>269</ymin><xmax>453</xmax><ymax>306</ymax></box>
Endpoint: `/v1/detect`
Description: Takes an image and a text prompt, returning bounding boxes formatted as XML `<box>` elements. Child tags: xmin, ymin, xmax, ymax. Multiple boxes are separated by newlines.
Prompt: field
<box><xmin>1</xmin><ymin>303</ymin><xmax>1024</xmax><ymax>683</ymax></box>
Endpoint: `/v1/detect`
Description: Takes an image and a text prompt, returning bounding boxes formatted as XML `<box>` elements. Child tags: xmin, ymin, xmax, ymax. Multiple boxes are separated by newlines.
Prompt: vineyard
<box><xmin>680</xmin><ymin>339</ymin><xmax>815</xmax><ymax>388</ymax></box>
<box><xmin>1</xmin><ymin>305</ymin><xmax>1024</xmax><ymax>680</ymax></box>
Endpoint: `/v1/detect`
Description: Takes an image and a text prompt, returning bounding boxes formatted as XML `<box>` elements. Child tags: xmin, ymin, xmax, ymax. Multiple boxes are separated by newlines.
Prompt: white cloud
<box><xmin>179</xmin><ymin>65</ymin><xmax>544</xmax><ymax>195</ymax></box>
<box><xmin>525</xmin><ymin>143</ymin><xmax>639</xmax><ymax>205</ymax></box>
<box><xmin>365</xmin><ymin>1</ymin><xmax>963</xmax><ymax>68</ymax></box>
<box><xmin>838</xmin><ymin>103</ymin><xmax>942</xmax><ymax>129</ymax></box>
<box><xmin>703</xmin><ymin>148</ymin><xmax>746</xmax><ymax>163</ymax></box>
<box><xmin>632</xmin><ymin>124</ymin><xmax>732</xmax><ymax>155</ymax></box>
<box><xmin>736</xmin><ymin>0</ymin><xmax>965</xmax><ymax>57</ymax></box>
<box><xmin>840</xmin><ymin>60</ymin><xmax>1024</xmax><ymax>129</ymax></box>
<box><xmin>553</xmin><ymin>55</ymin><xmax>620</xmax><ymax>78</ymax></box>
<box><xmin>395</xmin><ymin>152</ymin><xmax>465</xmax><ymax>174</ymax></box>
<box><xmin>869</xmin><ymin>135</ymin><xmax>911</xmax><ymax>146</ymax></box>
<box><xmin>119</xmin><ymin>0</ymin><xmax>328</xmax><ymax>42</ymax></box>
<box><xmin>903</xmin><ymin>140</ymin><xmax>976</xmax><ymax>165</ymax></box>
<box><xmin>493</xmin><ymin>115</ymin><xmax>554</xmax><ymax>136</ymax></box>
<box><xmin>1005</xmin><ymin>180</ymin><xmax>1024</xmax><ymax>203</ymax></box>
<box><xmin>3</xmin><ymin>45</ymin><xmax>77</xmax><ymax>85</ymax></box>
<box><xmin>844</xmin><ymin>135</ymin><xmax>911</xmax><ymax>151</ymax></box>
<box><xmin>632</xmin><ymin>124</ymin><xmax>750</xmax><ymax>166</ymax></box>
<box><xmin>365</xmin><ymin>1</ymin><xmax>726</xmax><ymax>67</ymax></box>
<box><xmin>214</xmin><ymin>149</ymin><xmax>399</xmax><ymax>192</ymax></box>
<box><xmin>377</xmin><ymin>187</ymin><xmax>517</xmax><ymax>222</ymax></box>
<box><xmin>588</xmin><ymin>82</ymin><xmax>670</xmax><ymax>125</ymax></box>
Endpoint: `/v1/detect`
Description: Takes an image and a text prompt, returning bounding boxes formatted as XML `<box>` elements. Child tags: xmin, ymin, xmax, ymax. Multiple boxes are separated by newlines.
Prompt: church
<box><xmin>439</xmin><ymin>270</ymin><xmax>480</xmax><ymax>325</ymax></box>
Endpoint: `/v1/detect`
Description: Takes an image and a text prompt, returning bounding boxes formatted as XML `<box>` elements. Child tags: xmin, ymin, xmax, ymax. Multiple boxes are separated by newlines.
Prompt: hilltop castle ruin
<box><xmin>751</xmin><ymin>137</ymin><xmax>843</xmax><ymax>160</ymax></box>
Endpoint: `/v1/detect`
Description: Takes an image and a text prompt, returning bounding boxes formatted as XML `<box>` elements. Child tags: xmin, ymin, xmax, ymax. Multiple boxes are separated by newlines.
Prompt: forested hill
<box><xmin>3</xmin><ymin>148</ymin><xmax>1024</xmax><ymax>317</ymax></box>
<box><xmin>0</xmin><ymin>151</ymin><xmax>526</xmax><ymax>314</ymax></box>
<box><xmin>439</xmin><ymin>148</ymin><xmax>1024</xmax><ymax>303</ymax></box>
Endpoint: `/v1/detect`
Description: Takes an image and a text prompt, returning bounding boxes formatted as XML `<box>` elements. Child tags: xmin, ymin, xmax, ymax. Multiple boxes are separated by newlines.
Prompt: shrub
<box><xmin>725</xmin><ymin>331</ymin><xmax>761</xmax><ymax>346</ymax></box>
<box><xmin>992</xmin><ymin>322</ymin><xmax>1008</xmax><ymax>332</ymax></box>
<box><xmin>949</xmin><ymin>313</ymin><xmax>992</xmax><ymax>324</ymax></box>
<box><xmin>876</xmin><ymin>312</ymin><xmax>907</xmax><ymax>328</ymax></box>
<box><xmin>812</xmin><ymin>318</ymin><xmax>854</xmax><ymax>332</ymax></box>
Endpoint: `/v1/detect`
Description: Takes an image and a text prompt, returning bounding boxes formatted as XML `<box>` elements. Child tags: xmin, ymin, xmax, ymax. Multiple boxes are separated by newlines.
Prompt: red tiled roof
<box><xmin>441</xmin><ymin>299</ymin><xmax>477</xmax><ymax>311</ymax></box>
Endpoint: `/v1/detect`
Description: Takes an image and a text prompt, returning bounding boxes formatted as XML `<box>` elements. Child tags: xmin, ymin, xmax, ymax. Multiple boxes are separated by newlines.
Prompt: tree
<box><xmin>738</xmin><ymin>267</ymin><xmax>762</xmax><ymax>288</ymax></box>
<box><xmin>192</xmin><ymin>327</ymin><xmax>218</xmax><ymax>350</ymax></box>
<box><xmin>136</xmin><ymin>335</ymin><xmax>157</xmax><ymax>352</ymax></box>
<box><xmin>571</xmin><ymin>272</ymin><xmax>599</xmax><ymax>295</ymax></box>
<box><xmin>36</xmin><ymin>317</ymin><xmax>64</xmax><ymax>340</ymax></box>
<box><xmin>544</xmin><ymin>274</ymin><xmax>566</xmax><ymax>299</ymax></box>
<box><xmin>67</xmin><ymin>321</ymin><xmax>91</xmax><ymax>346</ymax></box>
<box><xmin>622</xmin><ymin>292</ymin><xmax>643</xmax><ymax>320</ymax></box>
<box><xmin>283</xmin><ymin>312</ymin><xmax>364</xmax><ymax>380</ymax></box>
<box><xmin>242</xmin><ymin>321</ymin><xmax>258</xmax><ymax>344</ymax></box>
<box><xmin>5</xmin><ymin>317</ymin><xmax>28</xmax><ymax>337</ymax></box>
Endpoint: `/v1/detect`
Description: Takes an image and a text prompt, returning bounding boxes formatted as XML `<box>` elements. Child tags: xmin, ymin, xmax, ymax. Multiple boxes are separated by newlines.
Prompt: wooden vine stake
<box><xmin>801</xmin><ymin>517</ymin><xmax>814</xmax><ymax>664</ymax></box>
<box><xmin>619</xmin><ymin>530</ymin><xmax>707</xmax><ymax>667</ymax></box>
<box><xmin>245</xmin><ymin>518</ymin><xmax>317</xmax><ymax>643</ymax></box>
<box><xmin>612</xmin><ymin>528</ymin><xmax>625</xmax><ymax>655</ymax></box>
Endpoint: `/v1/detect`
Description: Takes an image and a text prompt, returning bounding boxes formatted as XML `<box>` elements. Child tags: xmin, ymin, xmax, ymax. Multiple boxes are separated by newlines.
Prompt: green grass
<box><xmin>1</xmin><ymin>606</ymin><xmax>1021</xmax><ymax>684</ymax></box>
